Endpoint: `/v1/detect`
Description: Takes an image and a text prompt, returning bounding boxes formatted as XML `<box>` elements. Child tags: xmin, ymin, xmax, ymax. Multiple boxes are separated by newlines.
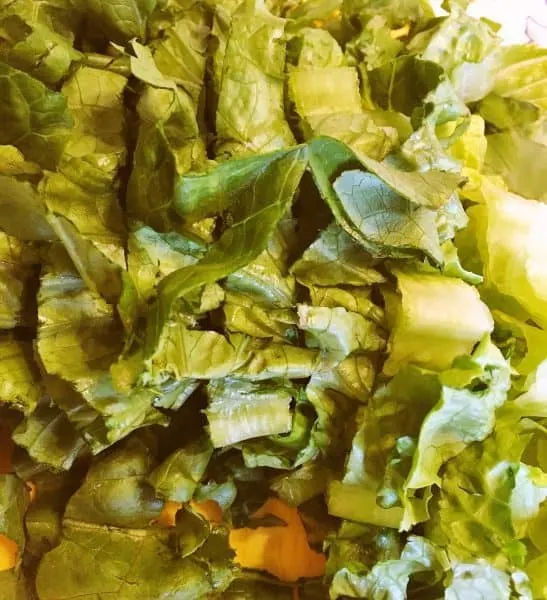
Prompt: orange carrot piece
<box><xmin>190</xmin><ymin>499</ymin><xmax>223</xmax><ymax>524</ymax></box>
<box><xmin>229</xmin><ymin>498</ymin><xmax>326</xmax><ymax>582</ymax></box>
<box><xmin>156</xmin><ymin>501</ymin><xmax>182</xmax><ymax>528</ymax></box>
<box><xmin>0</xmin><ymin>535</ymin><xmax>18</xmax><ymax>571</ymax></box>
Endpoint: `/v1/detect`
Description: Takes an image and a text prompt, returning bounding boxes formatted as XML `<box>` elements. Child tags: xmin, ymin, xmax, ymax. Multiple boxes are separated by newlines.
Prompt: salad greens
<box><xmin>1</xmin><ymin>0</ymin><xmax>547</xmax><ymax>598</ymax></box>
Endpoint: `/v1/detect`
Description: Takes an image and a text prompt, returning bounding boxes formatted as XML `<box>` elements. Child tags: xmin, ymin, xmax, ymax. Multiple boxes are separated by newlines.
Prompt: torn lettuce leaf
<box><xmin>72</xmin><ymin>0</ymin><xmax>157</xmax><ymax>43</ymax></box>
<box><xmin>127</xmin><ymin>19</ymin><xmax>208</xmax><ymax>230</ymax></box>
<box><xmin>484</xmin><ymin>131</ymin><xmax>547</xmax><ymax>202</ymax></box>
<box><xmin>35</xmin><ymin>435</ymin><xmax>235</xmax><ymax>599</ymax></box>
<box><xmin>467</xmin><ymin>182</ymin><xmax>547</xmax><ymax>329</ymax></box>
<box><xmin>148</xmin><ymin>435</ymin><xmax>213</xmax><ymax>502</ymax></box>
<box><xmin>289</xmin><ymin>55</ymin><xmax>397</xmax><ymax>159</ymax></box>
<box><xmin>39</xmin><ymin>66</ymin><xmax>128</xmax><ymax>301</ymax></box>
<box><xmin>145</xmin><ymin>145</ymin><xmax>308</xmax><ymax>356</ymax></box>
<box><xmin>12</xmin><ymin>402</ymin><xmax>88</xmax><ymax>471</ymax></box>
<box><xmin>0</xmin><ymin>233</ymin><xmax>39</xmax><ymax>329</ymax></box>
<box><xmin>330</xmin><ymin>535</ymin><xmax>447</xmax><ymax>600</ymax></box>
<box><xmin>405</xmin><ymin>338</ymin><xmax>510</xmax><ymax>490</ymax></box>
<box><xmin>0</xmin><ymin>337</ymin><xmax>41</xmax><ymax>414</ymax></box>
<box><xmin>223</xmin><ymin>291</ymin><xmax>296</xmax><ymax>341</ymax></box>
<box><xmin>127</xmin><ymin>224</ymin><xmax>206</xmax><ymax>305</ymax></box>
<box><xmin>332</xmin><ymin>169</ymin><xmax>443</xmax><ymax>262</ymax></box>
<box><xmin>307</xmin><ymin>286</ymin><xmax>384</xmax><ymax>323</ymax></box>
<box><xmin>206</xmin><ymin>379</ymin><xmax>294</xmax><ymax>447</ymax></box>
<box><xmin>444</xmin><ymin>562</ymin><xmax>513</xmax><ymax>600</ymax></box>
<box><xmin>214</xmin><ymin>0</ymin><xmax>295</xmax><ymax>157</ymax></box>
<box><xmin>383</xmin><ymin>268</ymin><xmax>494</xmax><ymax>375</ymax></box>
<box><xmin>0</xmin><ymin>62</ymin><xmax>72</xmax><ymax>169</ymax></box>
<box><xmin>0</xmin><ymin>0</ymin><xmax>82</xmax><ymax>85</ymax></box>
<box><xmin>290</xmin><ymin>224</ymin><xmax>385</xmax><ymax>288</ymax></box>
<box><xmin>0</xmin><ymin>176</ymin><xmax>56</xmax><ymax>242</ymax></box>
<box><xmin>298</xmin><ymin>305</ymin><xmax>385</xmax><ymax>359</ymax></box>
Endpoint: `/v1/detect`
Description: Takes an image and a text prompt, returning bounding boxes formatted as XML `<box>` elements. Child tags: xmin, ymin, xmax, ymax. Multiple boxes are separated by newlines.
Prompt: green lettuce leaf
<box><xmin>289</xmin><ymin>48</ymin><xmax>397</xmax><ymax>159</ymax></box>
<box><xmin>307</xmin><ymin>286</ymin><xmax>384</xmax><ymax>323</ymax></box>
<box><xmin>0</xmin><ymin>176</ymin><xmax>56</xmax><ymax>242</ymax></box>
<box><xmin>0</xmin><ymin>62</ymin><xmax>72</xmax><ymax>169</ymax></box>
<box><xmin>0</xmin><ymin>233</ymin><xmax>39</xmax><ymax>329</ymax></box>
<box><xmin>36</xmin><ymin>250</ymin><xmax>169</xmax><ymax>449</ymax></box>
<box><xmin>12</xmin><ymin>402</ymin><xmax>88</xmax><ymax>471</ymax></box>
<box><xmin>330</xmin><ymin>535</ymin><xmax>447</xmax><ymax>600</ymax></box>
<box><xmin>148</xmin><ymin>435</ymin><xmax>213</xmax><ymax>502</ymax></box>
<box><xmin>290</xmin><ymin>224</ymin><xmax>385</xmax><ymax>288</ymax></box>
<box><xmin>383</xmin><ymin>268</ymin><xmax>494</xmax><ymax>375</ymax></box>
<box><xmin>0</xmin><ymin>337</ymin><xmax>41</xmax><ymax>414</ymax></box>
<box><xmin>369</xmin><ymin>56</ymin><xmax>444</xmax><ymax>116</ymax></box>
<box><xmin>308</xmin><ymin>136</ymin><xmax>462</xmax><ymax>212</ymax></box>
<box><xmin>148</xmin><ymin>0</ymin><xmax>210</xmax><ymax>103</ymax></box>
<box><xmin>445</xmin><ymin>562</ymin><xmax>512</xmax><ymax>600</ymax></box>
<box><xmin>214</xmin><ymin>0</ymin><xmax>295</xmax><ymax>157</ymax></box>
<box><xmin>145</xmin><ymin>145</ymin><xmax>308</xmax><ymax>356</ymax></box>
<box><xmin>332</xmin><ymin>169</ymin><xmax>443</xmax><ymax>262</ymax></box>
<box><xmin>485</xmin><ymin>131</ymin><xmax>547</xmax><ymax>202</ymax></box>
<box><xmin>223</xmin><ymin>291</ymin><xmax>296</xmax><ymax>341</ymax></box>
<box><xmin>492</xmin><ymin>46</ymin><xmax>547</xmax><ymax>111</ymax></box>
<box><xmin>127</xmin><ymin>224</ymin><xmax>206</xmax><ymax>305</ymax></box>
<box><xmin>36</xmin><ymin>435</ymin><xmax>235</xmax><ymax>599</ymax></box>
<box><xmin>73</xmin><ymin>0</ymin><xmax>157</xmax><ymax>43</ymax></box>
<box><xmin>467</xmin><ymin>181</ymin><xmax>547</xmax><ymax>328</ymax></box>
<box><xmin>298</xmin><ymin>304</ymin><xmax>385</xmax><ymax>359</ymax></box>
<box><xmin>127</xmin><ymin>17</ymin><xmax>208</xmax><ymax>230</ymax></box>
<box><xmin>343</xmin><ymin>0</ymin><xmax>435</xmax><ymax>29</ymax></box>
<box><xmin>206</xmin><ymin>379</ymin><xmax>294</xmax><ymax>447</ymax></box>
<box><xmin>39</xmin><ymin>66</ymin><xmax>128</xmax><ymax>300</ymax></box>
<box><xmin>0</xmin><ymin>0</ymin><xmax>81</xmax><ymax>85</ymax></box>
<box><xmin>406</xmin><ymin>338</ymin><xmax>510</xmax><ymax>489</ymax></box>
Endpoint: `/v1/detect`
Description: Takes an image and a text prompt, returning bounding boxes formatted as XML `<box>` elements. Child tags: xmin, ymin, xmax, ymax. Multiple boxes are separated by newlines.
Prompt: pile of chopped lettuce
<box><xmin>2</xmin><ymin>0</ymin><xmax>547</xmax><ymax>597</ymax></box>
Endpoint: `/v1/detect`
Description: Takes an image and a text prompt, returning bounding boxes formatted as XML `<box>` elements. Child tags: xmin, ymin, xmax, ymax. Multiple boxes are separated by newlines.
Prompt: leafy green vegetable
<box><xmin>145</xmin><ymin>146</ymin><xmax>308</xmax><ymax>356</ymax></box>
<box><xmin>383</xmin><ymin>268</ymin><xmax>494</xmax><ymax>375</ymax></box>
<box><xmin>206</xmin><ymin>379</ymin><xmax>294</xmax><ymax>447</ymax></box>
<box><xmin>467</xmin><ymin>181</ymin><xmax>547</xmax><ymax>328</ymax></box>
<box><xmin>214</xmin><ymin>0</ymin><xmax>295</xmax><ymax>157</ymax></box>
<box><xmin>0</xmin><ymin>62</ymin><xmax>72</xmax><ymax>168</ymax></box>
<box><xmin>35</xmin><ymin>436</ymin><xmax>236</xmax><ymax>599</ymax></box>
<box><xmin>0</xmin><ymin>2</ymin><xmax>546</xmax><ymax>597</ymax></box>
<box><xmin>72</xmin><ymin>0</ymin><xmax>156</xmax><ymax>43</ymax></box>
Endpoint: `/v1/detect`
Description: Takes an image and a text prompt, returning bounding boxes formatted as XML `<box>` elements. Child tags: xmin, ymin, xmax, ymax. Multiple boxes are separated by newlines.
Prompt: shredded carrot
<box><xmin>0</xmin><ymin>425</ymin><xmax>14</xmax><ymax>474</ymax></box>
<box><xmin>0</xmin><ymin>535</ymin><xmax>18</xmax><ymax>571</ymax></box>
<box><xmin>228</xmin><ymin>498</ymin><xmax>326</xmax><ymax>582</ymax></box>
<box><xmin>190</xmin><ymin>499</ymin><xmax>223</xmax><ymax>524</ymax></box>
<box><xmin>156</xmin><ymin>501</ymin><xmax>182</xmax><ymax>528</ymax></box>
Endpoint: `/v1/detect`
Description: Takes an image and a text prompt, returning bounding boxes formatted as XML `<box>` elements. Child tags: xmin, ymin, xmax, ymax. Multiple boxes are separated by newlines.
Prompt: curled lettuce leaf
<box><xmin>214</xmin><ymin>0</ymin><xmax>295</xmax><ymax>157</ymax></box>
<box><xmin>206</xmin><ymin>379</ymin><xmax>294</xmax><ymax>447</ymax></box>
<box><xmin>145</xmin><ymin>145</ymin><xmax>308</xmax><ymax>356</ymax></box>
<box><xmin>383</xmin><ymin>268</ymin><xmax>494</xmax><ymax>375</ymax></box>
<box><xmin>468</xmin><ymin>182</ymin><xmax>547</xmax><ymax>328</ymax></box>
